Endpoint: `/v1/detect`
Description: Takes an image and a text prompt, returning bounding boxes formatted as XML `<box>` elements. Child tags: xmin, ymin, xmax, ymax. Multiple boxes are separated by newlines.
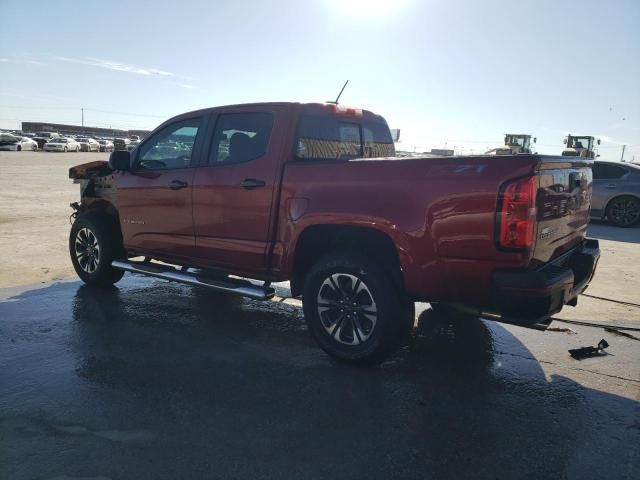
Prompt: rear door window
<box><xmin>209</xmin><ymin>112</ymin><xmax>273</xmax><ymax>165</ymax></box>
<box><xmin>592</xmin><ymin>163</ymin><xmax>628</xmax><ymax>180</ymax></box>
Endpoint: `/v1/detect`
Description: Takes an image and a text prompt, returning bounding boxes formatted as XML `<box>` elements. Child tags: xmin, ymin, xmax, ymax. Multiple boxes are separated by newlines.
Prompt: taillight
<box><xmin>496</xmin><ymin>175</ymin><xmax>538</xmax><ymax>250</ymax></box>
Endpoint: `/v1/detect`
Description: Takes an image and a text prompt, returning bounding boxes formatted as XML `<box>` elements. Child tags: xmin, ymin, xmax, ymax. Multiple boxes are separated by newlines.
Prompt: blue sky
<box><xmin>1</xmin><ymin>0</ymin><xmax>638</xmax><ymax>160</ymax></box>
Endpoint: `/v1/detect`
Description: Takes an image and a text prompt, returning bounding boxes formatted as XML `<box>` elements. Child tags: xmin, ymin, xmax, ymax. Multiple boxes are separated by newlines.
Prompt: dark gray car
<box><xmin>591</xmin><ymin>161</ymin><xmax>640</xmax><ymax>227</ymax></box>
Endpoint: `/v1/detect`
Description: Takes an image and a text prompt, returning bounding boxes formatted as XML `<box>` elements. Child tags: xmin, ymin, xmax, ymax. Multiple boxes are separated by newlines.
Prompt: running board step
<box><xmin>111</xmin><ymin>259</ymin><xmax>275</xmax><ymax>300</ymax></box>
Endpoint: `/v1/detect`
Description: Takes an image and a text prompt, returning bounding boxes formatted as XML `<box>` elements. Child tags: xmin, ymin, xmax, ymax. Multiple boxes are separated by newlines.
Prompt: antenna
<box><xmin>327</xmin><ymin>80</ymin><xmax>349</xmax><ymax>104</ymax></box>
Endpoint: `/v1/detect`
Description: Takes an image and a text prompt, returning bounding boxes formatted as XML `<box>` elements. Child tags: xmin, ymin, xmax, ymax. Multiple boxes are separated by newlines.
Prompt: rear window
<box><xmin>296</xmin><ymin>114</ymin><xmax>395</xmax><ymax>161</ymax></box>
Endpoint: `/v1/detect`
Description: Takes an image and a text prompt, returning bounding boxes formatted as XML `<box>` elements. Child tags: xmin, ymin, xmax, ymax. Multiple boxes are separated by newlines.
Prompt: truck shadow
<box><xmin>1</xmin><ymin>279</ymin><xmax>638</xmax><ymax>479</ymax></box>
<box><xmin>588</xmin><ymin>220</ymin><xmax>640</xmax><ymax>243</ymax></box>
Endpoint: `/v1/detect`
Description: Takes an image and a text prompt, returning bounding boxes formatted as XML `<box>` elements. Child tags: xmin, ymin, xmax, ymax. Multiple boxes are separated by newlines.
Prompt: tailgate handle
<box><xmin>240</xmin><ymin>178</ymin><xmax>266</xmax><ymax>189</ymax></box>
<box><xmin>606</xmin><ymin>184</ymin><xmax>617</xmax><ymax>189</ymax></box>
<box><xmin>168</xmin><ymin>180</ymin><xmax>188</xmax><ymax>190</ymax></box>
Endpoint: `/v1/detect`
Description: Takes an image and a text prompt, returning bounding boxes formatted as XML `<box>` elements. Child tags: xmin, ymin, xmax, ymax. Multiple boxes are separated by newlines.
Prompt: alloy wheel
<box><xmin>610</xmin><ymin>198</ymin><xmax>640</xmax><ymax>227</ymax></box>
<box><xmin>74</xmin><ymin>227</ymin><xmax>101</xmax><ymax>273</ymax></box>
<box><xmin>316</xmin><ymin>273</ymin><xmax>377</xmax><ymax>345</ymax></box>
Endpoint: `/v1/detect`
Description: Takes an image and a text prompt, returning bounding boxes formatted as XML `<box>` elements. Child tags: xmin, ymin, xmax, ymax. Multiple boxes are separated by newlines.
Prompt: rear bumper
<box><xmin>491</xmin><ymin>238</ymin><xmax>600</xmax><ymax>324</ymax></box>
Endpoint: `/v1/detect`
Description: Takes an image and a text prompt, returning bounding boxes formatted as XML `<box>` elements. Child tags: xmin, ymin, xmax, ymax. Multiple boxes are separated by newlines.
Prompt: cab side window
<box><xmin>137</xmin><ymin>118</ymin><xmax>201</xmax><ymax>170</ymax></box>
<box><xmin>209</xmin><ymin>112</ymin><xmax>273</xmax><ymax>165</ymax></box>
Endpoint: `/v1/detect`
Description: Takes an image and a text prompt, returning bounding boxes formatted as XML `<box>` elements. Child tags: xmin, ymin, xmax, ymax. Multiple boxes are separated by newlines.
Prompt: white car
<box><xmin>0</xmin><ymin>134</ymin><xmax>39</xmax><ymax>151</ymax></box>
<box><xmin>43</xmin><ymin>137</ymin><xmax>81</xmax><ymax>152</ymax></box>
<box><xmin>76</xmin><ymin>137</ymin><xmax>100</xmax><ymax>152</ymax></box>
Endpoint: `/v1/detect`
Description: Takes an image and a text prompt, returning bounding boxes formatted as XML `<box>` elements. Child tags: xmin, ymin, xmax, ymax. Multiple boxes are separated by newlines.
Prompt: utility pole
<box><xmin>621</xmin><ymin>144</ymin><xmax>626</xmax><ymax>162</ymax></box>
<box><xmin>81</xmin><ymin>108</ymin><xmax>84</xmax><ymax>130</ymax></box>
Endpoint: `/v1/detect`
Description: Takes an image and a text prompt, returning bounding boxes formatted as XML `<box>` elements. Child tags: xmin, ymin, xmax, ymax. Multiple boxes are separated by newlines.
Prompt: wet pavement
<box><xmin>1</xmin><ymin>276</ymin><xmax>638</xmax><ymax>480</ymax></box>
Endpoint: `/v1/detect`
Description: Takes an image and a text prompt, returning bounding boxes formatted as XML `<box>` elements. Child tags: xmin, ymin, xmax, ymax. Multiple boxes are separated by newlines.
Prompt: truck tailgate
<box><xmin>532</xmin><ymin>159</ymin><xmax>593</xmax><ymax>266</ymax></box>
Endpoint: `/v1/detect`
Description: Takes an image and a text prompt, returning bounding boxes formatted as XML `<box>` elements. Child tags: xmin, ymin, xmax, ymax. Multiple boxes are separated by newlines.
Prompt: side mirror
<box><xmin>533</xmin><ymin>137</ymin><xmax>537</xmax><ymax>143</ymax></box>
<box><xmin>597</xmin><ymin>139</ymin><xmax>601</xmax><ymax>145</ymax></box>
<box><xmin>563</xmin><ymin>138</ymin><xmax>568</xmax><ymax>145</ymax></box>
<box><xmin>108</xmin><ymin>150</ymin><xmax>131</xmax><ymax>171</ymax></box>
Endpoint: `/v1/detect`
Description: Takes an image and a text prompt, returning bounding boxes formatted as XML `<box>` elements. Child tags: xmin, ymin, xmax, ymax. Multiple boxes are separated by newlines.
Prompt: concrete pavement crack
<box><xmin>494</xmin><ymin>349</ymin><xmax>640</xmax><ymax>384</ymax></box>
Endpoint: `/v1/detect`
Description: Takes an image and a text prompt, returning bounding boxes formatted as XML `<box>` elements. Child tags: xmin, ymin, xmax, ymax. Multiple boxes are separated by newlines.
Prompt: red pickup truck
<box><xmin>69</xmin><ymin>102</ymin><xmax>600</xmax><ymax>364</ymax></box>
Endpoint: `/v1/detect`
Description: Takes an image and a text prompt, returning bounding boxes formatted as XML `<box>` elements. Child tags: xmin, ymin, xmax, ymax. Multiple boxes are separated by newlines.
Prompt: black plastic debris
<box><xmin>569</xmin><ymin>339</ymin><xmax>609</xmax><ymax>360</ymax></box>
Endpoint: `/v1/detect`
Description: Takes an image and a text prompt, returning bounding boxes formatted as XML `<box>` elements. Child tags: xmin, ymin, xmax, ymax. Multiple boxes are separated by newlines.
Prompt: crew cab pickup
<box><xmin>68</xmin><ymin>102</ymin><xmax>600</xmax><ymax>364</ymax></box>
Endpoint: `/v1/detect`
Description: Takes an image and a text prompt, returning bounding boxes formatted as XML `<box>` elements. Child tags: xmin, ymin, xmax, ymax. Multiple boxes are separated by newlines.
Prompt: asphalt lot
<box><xmin>1</xmin><ymin>278</ymin><xmax>639</xmax><ymax>480</ymax></box>
<box><xmin>0</xmin><ymin>150</ymin><xmax>639</xmax><ymax>479</ymax></box>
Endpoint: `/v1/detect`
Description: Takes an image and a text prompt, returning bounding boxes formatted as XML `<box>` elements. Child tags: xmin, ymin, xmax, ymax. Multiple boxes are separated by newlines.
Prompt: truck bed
<box><xmin>278</xmin><ymin>154</ymin><xmax>593</xmax><ymax>307</ymax></box>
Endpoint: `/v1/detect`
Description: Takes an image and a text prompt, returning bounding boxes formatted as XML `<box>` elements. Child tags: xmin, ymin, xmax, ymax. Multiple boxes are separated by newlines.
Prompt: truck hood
<box><xmin>69</xmin><ymin>161</ymin><xmax>112</xmax><ymax>180</ymax></box>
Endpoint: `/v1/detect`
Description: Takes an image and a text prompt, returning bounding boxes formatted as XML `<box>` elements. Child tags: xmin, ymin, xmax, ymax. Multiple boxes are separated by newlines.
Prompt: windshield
<box><xmin>568</xmin><ymin>136</ymin><xmax>591</xmax><ymax>149</ymax></box>
<box><xmin>505</xmin><ymin>135</ymin><xmax>530</xmax><ymax>149</ymax></box>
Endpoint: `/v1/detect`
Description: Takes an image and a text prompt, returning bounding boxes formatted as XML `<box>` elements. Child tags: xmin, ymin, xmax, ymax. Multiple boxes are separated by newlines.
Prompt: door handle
<box><xmin>606</xmin><ymin>184</ymin><xmax>617</xmax><ymax>189</ymax></box>
<box><xmin>168</xmin><ymin>180</ymin><xmax>188</xmax><ymax>190</ymax></box>
<box><xmin>240</xmin><ymin>178</ymin><xmax>266</xmax><ymax>189</ymax></box>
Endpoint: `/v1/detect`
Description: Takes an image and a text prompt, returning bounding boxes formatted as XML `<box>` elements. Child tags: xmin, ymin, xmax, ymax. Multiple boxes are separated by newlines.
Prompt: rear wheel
<box><xmin>606</xmin><ymin>195</ymin><xmax>640</xmax><ymax>227</ymax></box>
<box><xmin>17</xmin><ymin>145</ymin><xmax>21</xmax><ymax>151</ymax></box>
<box><xmin>302</xmin><ymin>251</ymin><xmax>410</xmax><ymax>365</ymax></box>
<box><xmin>70</xmin><ymin>213</ymin><xmax>125</xmax><ymax>287</ymax></box>
<box><xmin>64</xmin><ymin>146</ymin><xmax>68</xmax><ymax>152</ymax></box>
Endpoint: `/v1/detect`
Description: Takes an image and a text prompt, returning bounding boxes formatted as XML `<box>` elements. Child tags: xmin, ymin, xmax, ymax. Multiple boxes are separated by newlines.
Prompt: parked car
<box><xmin>0</xmin><ymin>133</ymin><xmax>39</xmax><ymax>151</ymax></box>
<box><xmin>44</xmin><ymin>137</ymin><xmax>81</xmax><ymax>152</ymax></box>
<box><xmin>113</xmin><ymin>138</ymin><xmax>130</xmax><ymax>151</ymax></box>
<box><xmin>591</xmin><ymin>161</ymin><xmax>640</xmax><ymax>227</ymax></box>
<box><xmin>68</xmin><ymin>102</ymin><xmax>600</xmax><ymax>365</ymax></box>
<box><xmin>97</xmin><ymin>139</ymin><xmax>114</xmax><ymax>152</ymax></box>
<box><xmin>126</xmin><ymin>140</ymin><xmax>140</xmax><ymax>152</ymax></box>
<box><xmin>76</xmin><ymin>137</ymin><xmax>101</xmax><ymax>152</ymax></box>
<box><xmin>33</xmin><ymin>131</ymin><xmax>60</xmax><ymax>149</ymax></box>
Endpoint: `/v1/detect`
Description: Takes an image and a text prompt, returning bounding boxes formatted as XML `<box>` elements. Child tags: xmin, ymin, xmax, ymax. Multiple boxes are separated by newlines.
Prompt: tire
<box><xmin>69</xmin><ymin>212</ymin><xmax>125</xmax><ymax>287</ymax></box>
<box><xmin>606</xmin><ymin>195</ymin><xmax>640</xmax><ymax>227</ymax></box>
<box><xmin>302</xmin><ymin>251</ymin><xmax>410</xmax><ymax>365</ymax></box>
<box><xmin>64</xmin><ymin>147</ymin><xmax>68</xmax><ymax>152</ymax></box>
<box><xmin>33</xmin><ymin>145</ymin><xmax>37</xmax><ymax>152</ymax></box>
<box><xmin>76</xmin><ymin>146</ymin><xmax>80</xmax><ymax>152</ymax></box>
<box><xmin>17</xmin><ymin>145</ymin><xmax>21</xmax><ymax>151</ymax></box>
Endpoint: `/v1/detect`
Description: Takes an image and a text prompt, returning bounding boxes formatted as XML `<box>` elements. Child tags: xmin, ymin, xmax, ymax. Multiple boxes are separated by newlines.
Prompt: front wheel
<box><xmin>606</xmin><ymin>195</ymin><xmax>640</xmax><ymax>227</ymax></box>
<box><xmin>302</xmin><ymin>251</ymin><xmax>410</xmax><ymax>365</ymax></box>
<box><xmin>69</xmin><ymin>213</ymin><xmax>125</xmax><ymax>286</ymax></box>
